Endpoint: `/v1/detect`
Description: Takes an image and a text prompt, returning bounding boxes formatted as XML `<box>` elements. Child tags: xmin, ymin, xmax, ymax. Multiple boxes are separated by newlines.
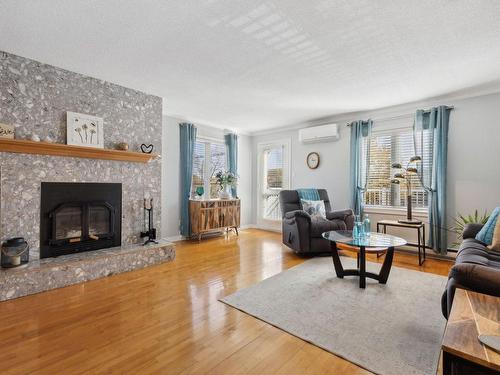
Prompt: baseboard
<box><xmin>163</xmin><ymin>235</ymin><xmax>184</xmax><ymax>242</ymax></box>
<box><xmin>163</xmin><ymin>225</ymin><xmax>258</xmax><ymax>242</ymax></box>
<box><xmin>252</xmin><ymin>225</ymin><xmax>282</xmax><ymax>233</ymax></box>
<box><xmin>240</xmin><ymin>224</ymin><xmax>257</xmax><ymax>229</ymax></box>
<box><xmin>393</xmin><ymin>245</ymin><xmax>456</xmax><ymax>261</ymax></box>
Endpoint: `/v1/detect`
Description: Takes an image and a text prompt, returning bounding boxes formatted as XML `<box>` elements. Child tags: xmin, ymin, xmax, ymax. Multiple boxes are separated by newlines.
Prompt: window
<box><xmin>363</xmin><ymin>128</ymin><xmax>432</xmax><ymax>209</ymax></box>
<box><xmin>257</xmin><ymin>140</ymin><xmax>290</xmax><ymax>223</ymax></box>
<box><xmin>209</xmin><ymin>142</ymin><xmax>226</xmax><ymax>198</ymax></box>
<box><xmin>191</xmin><ymin>139</ymin><xmax>226</xmax><ymax>199</ymax></box>
<box><xmin>266</xmin><ymin>147</ymin><xmax>284</xmax><ymax>189</ymax></box>
<box><xmin>192</xmin><ymin>141</ymin><xmax>206</xmax><ymax>196</ymax></box>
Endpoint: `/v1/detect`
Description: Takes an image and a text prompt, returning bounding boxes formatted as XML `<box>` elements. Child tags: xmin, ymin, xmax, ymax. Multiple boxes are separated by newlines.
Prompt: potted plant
<box><xmin>450</xmin><ymin>210</ymin><xmax>490</xmax><ymax>248</ymax></box>
<box><xmin>215</xmin><ymin>171</ymin><xmax>237</xmax><ymax>199</ymax></box>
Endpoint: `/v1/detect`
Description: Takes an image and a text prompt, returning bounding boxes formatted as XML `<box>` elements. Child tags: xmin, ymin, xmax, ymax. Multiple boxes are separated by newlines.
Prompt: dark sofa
<box><xmin>441</xmin><ymin>223</ymin><xmax>500</xmax><ymax>318</ymax></box>
<box><xmin>279</xmin><ymin>189</ymin><xmax>354</xmax><ymax>254</ymax></box>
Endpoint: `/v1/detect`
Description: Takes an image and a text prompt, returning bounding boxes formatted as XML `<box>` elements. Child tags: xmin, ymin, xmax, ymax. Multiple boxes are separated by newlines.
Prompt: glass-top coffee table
<box><xmin>322</xmin><ymin>230</ymin><xmax>407</xmax><ymax>288</ymax></box>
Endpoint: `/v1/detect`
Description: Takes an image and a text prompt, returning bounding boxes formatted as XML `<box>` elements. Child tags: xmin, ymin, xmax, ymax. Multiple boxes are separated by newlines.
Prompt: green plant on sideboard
<box><xmin>450</xmin><ymin>210</ymin><xmax>490</xmax><ymax>247</ymax></box>
<box><xmin>215</xmin><ymin>171</ymin><xmax>237</xmax><ymax>191</ymax></box>
<box><xmin>215</xmin><ymin>171</ymin><xmax>238</xmax><ymax>199</ymax></box>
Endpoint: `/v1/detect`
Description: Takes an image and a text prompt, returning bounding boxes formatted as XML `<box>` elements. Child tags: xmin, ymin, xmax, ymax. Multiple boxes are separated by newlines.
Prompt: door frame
<box><xmin>256</xmin><ymin>138</ymin><xmax>291</xmax><ymax>231</ymax></box>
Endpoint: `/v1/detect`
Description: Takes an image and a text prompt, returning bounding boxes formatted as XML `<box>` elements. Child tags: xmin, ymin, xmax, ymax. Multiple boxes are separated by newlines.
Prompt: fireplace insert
<box><xmin>40</xmin><ymin>182</ymin><xmax>122</xmax><ymax>258</ymax></box>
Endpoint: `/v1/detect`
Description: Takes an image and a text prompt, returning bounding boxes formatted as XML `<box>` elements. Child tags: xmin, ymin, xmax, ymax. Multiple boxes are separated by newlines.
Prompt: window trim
<box><xmin>364</xmin><ymin>205</ymin><xmax>428</xmax><ymax>217</ymax></box>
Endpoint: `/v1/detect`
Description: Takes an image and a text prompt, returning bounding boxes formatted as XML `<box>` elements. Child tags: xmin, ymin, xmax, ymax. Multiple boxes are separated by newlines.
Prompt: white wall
<box><xmin>161</xmin><ymin>116</ymin><xmax>253</xmax><ymax>239</ymax></box>
<box><xmin>238</xmin><ymin>134</ymin><xmax>253</xmax><ymax>226</ymax></box>
<box><xmin>251</xmin><ymin>92</ymin><xmax>500</xmax><ymax>247</ymax></box>
<box><xmin>161</xmin><ymin>116</ymin><xmax>181</xmax><ymax>239</ymax></box>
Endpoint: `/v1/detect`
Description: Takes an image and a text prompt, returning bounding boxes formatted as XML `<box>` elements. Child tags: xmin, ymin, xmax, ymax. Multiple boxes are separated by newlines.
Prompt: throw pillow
<box><xmin>476</xmin><ymin>207</ymin><xmax>500</xmax><ymax>245</ymax></box>
<box><xmin>488</xmin><ymin>217</ymin><xmax>500</xmax><ymax>252</ymax></box>
<box><xmin>301</xmin><ymin>199</ymin><xmax>326</xmax><ymax>219</ymax></box>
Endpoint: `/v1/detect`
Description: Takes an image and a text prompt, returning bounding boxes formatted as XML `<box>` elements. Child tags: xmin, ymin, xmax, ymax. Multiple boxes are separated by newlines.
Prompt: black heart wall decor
<box><xmin>140</xmin><ymin>144</ymin><xmax>154</xmax><ymax>154</ymax></box>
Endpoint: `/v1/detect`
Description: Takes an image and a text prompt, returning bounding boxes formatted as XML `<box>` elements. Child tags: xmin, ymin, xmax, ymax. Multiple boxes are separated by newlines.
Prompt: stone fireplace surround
<box><xmin>0</xmin><ymin>51</ymin><xmax>175</xmax><ymax>301</ymax></box>
<box><xmin>0</xmin><ymin>51</ymin><xmax>164</xmax><ymax>258</ymax></box>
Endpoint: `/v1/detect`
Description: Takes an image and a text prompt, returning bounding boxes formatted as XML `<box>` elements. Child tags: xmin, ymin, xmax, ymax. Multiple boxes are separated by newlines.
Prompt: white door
<box><xmin>256</xmin><ymin>139</ymin><xmax>291</xmax><ymax>231</ymax></box>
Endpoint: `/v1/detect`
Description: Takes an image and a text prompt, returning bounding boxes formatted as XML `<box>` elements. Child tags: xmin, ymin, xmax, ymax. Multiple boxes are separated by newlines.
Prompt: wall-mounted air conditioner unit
<box><xmin>298</xmin><ymin>123</ymin><xmax>339</xmax><ymax>144</ymax></box>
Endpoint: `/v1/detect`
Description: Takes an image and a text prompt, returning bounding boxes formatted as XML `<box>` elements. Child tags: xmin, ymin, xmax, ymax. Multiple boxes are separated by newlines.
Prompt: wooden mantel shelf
<box><xmin>0</xmin><ymin>138</ymin><xmax>159</xmax><ymax>163</ymax></box>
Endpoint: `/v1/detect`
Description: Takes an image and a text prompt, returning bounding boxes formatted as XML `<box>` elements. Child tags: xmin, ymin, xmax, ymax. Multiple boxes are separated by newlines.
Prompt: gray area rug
<box><xmin>220</xmin><ymin>257</ymin><xmax>447</xmax><ymax>375</ymax></box>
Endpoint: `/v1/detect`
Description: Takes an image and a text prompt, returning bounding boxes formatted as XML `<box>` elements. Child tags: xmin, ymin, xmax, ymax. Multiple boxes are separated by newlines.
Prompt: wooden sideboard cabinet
<box><xmin>189</xmin><ymin>199</ymin><xmax>240</xmax><ymax>240</ymax></box>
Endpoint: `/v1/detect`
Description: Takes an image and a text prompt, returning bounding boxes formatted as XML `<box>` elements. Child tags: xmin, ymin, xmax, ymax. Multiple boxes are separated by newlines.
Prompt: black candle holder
<box><xmin>140</xmin><ymin>198</ymin><xmax>158</xmax><ymax>245</ymax></box>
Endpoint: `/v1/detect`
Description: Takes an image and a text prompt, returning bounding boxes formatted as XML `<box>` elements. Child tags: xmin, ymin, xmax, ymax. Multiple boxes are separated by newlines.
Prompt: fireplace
<box><xmin>40</xmin><ymin>182</ymin><xmax>122</xmax><ymax>258</ymax></box>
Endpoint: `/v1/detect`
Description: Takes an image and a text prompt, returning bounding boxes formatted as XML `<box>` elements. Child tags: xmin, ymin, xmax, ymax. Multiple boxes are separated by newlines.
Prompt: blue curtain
<box><xmin>179</xmin><ymin>123</ymin><xmax>197</xmax><ymax>237</ymax></box>
<box><xmin>414</xmin><ymin>106</ymin><xmax>451</xmax><ymax>254</ymax></box>
<box><xmin>224</xmin><ymin>133</ymin><xmax>238</xmax><ymax>198</ymax></box>
<box><xmin>349</xmin><ymin>120</ymin><xmax>372</xmax><ymax>217</ymax></box>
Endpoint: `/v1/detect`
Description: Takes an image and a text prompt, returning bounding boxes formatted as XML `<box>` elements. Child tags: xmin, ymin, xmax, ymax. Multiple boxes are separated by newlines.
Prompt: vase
<box><xmin>219</xmin><ymin>186</ymin><xmax>232</xmax><ymax>199</ymax></box>
<box><xmin>398</xmin><ymin>195</ymin><xmax>422</xmax><ymax>224</ymax></box>
<box><xmin>195</xmin><ymin>186</ymin><xmax>204</xmax><ymax>199</ymax></box>
<box><xmin>1</xmin><ymin>237</ymin><xmax>29</xmax><ymax>268</ymax></box>
<box><xmin>407</xmin><ymin>195</ymin><xmax>413</xmax><ymax>221</ymax></box>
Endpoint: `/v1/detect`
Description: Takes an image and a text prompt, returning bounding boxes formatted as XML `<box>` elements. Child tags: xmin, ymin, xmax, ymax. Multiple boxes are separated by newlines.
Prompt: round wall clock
<box><xmin>306</xmin><ymin>152</ymin><xmax>320</xmax><ymax>169</ymax></box>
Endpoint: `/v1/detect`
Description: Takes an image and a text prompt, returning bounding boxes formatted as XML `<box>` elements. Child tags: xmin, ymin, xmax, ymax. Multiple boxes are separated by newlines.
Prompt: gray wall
<box><xmin>251</xmin><ymin>92</ymin><xmax>500</xmax><ymax>246</ymax></box>
<box><xmin>447</xmin><ymin>93</ymin><xmax>500</xmax><ymax>216</ymax></box>
<box><xmin>251</xmin><ymin>126</ymin><xmax>351</xmax><ymax>219</ymax></box>
<box><xmin>0</xmin><ymin>51</ymin><xmax>162</xmax><ymax>258</ymax></box>
<box><xmin>161</xmin><ymin>115</ymin><xmax>253</xmax><ymax>239</ymax></box>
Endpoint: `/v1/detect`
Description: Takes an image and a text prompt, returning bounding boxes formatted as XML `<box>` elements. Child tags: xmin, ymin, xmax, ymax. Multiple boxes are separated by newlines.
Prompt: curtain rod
<box><xmin>346</xmin><ymin>106</ymin><xmax>454</xmax><ymax>126</ymax></box>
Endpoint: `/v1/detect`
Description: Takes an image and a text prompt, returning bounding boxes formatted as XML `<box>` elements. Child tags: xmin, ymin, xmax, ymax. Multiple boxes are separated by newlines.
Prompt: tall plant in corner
<box><xmin>451</xmin><ymin>210</ymin><xmax>490</xmax><ymax>247</ymax></box>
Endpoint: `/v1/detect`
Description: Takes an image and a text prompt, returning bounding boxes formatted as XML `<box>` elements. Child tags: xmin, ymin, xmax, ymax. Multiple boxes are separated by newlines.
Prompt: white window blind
<box><xmin>258</xmin><ymin>141</ymin><xmax>290</xmax><ymax>221</ymax></box>
<box><xmin>192</xmin><ymin>141</ymin><xmax>206</xmax><ymax>195</ymax></box>
<box><xmin>264</xmin><ymin>147</ymin><xmax>284</xmax><ymax>189</ymax></box>
<box><xmin>364</xmin><ymin>128</ymin><xmax>432</xmax><ymax>209</ymax></box>
<box><xmin>209</xmin><ymin>142</ymin><xmax>227</xmax><ymax>198</ymax></box>
<box><xmin>191</xmin><ymin>139</ymin><xmax>226</xmax><ymax>199</ymax></box>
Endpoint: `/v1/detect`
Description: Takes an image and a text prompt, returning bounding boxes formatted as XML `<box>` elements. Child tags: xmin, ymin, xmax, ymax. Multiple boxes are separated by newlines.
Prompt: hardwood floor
<box><xmin>0</xmin><ymin>229</ymin><xmax>452</xmax><ymax>374</ymax></box>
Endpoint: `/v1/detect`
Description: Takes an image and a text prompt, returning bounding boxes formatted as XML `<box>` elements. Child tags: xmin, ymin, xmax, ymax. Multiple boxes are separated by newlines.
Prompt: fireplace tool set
<box><xmin>141</xmin><ymin>198</ymin><xmax>158</xmax><ymax>245</ymax></box>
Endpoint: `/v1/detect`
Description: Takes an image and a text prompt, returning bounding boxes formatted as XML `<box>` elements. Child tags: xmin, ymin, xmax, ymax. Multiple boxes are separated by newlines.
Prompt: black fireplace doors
<box><xmin>40</xmin><ymin>183</ymin><xmax>122</xmax><ymax>258</ymax></box>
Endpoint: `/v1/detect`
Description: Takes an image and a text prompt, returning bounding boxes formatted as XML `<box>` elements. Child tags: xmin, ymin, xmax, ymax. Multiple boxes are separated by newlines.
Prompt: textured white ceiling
<box><xmin>1</xmin><ymin>0</ymin><xmax>500</xmax><ymax>132</ymax></box>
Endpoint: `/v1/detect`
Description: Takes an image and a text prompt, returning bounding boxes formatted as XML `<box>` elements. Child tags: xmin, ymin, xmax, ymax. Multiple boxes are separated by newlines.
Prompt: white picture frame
<box><xmin>66</xmin><ymin>111</ymin><xmax>104</xmax><ymax>148</ymax></box>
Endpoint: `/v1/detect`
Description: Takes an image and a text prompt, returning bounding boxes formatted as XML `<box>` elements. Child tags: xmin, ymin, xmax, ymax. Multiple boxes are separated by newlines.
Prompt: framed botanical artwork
<box><xmin>0</xmin><ymin>123</ymin><xmax>15</xmax><ymax>139</ymax></box>
<box><xmin>66</xmin><ymin>111</ymin><xmax>104</xmax><ymax>148</ymax></box>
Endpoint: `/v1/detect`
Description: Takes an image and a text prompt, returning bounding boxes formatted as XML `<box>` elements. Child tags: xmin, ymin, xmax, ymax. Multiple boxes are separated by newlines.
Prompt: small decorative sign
<box><xmin>0</xmin><ymin>123</ymin><xmax>15</xmax><ymax>139</ymax></box>
<box><xmin>66</xmin><ymin>112</ymin><xmax>104</xmax><ymax>148</ymax></box>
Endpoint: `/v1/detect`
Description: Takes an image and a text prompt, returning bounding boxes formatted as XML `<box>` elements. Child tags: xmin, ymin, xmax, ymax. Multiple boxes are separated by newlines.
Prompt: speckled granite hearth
<box><xmin>0</xmin><ymin>240</ymin><xmax>175</xmax><ymax>301</ymax></box>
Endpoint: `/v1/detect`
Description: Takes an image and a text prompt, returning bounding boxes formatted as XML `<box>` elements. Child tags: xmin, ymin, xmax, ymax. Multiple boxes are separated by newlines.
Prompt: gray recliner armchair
<box><xmin>279</xmin><ymin>189</ymin><xmax>355</xmax><ymax>255</ymax></box>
